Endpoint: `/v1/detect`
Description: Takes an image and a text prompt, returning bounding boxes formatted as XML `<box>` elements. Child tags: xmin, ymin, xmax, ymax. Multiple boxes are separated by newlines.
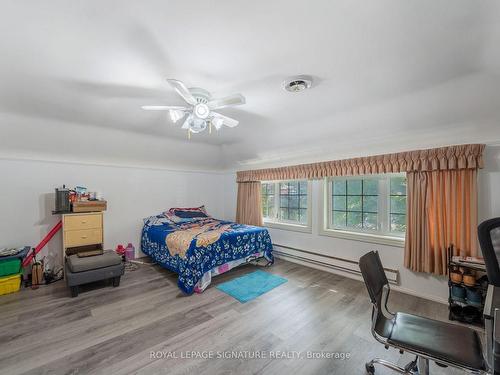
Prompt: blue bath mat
<box><xmin>216</xmin><ymin>270</ymin><xmax>288</xmax><ymax>303</ymax></box>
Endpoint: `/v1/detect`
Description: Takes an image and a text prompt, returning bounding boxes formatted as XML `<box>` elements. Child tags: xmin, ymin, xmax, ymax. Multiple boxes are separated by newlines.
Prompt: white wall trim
<box><xmin>0</xmin><ymin>155</ymin><xmax>229</xmax><ymax>175</ymax></box>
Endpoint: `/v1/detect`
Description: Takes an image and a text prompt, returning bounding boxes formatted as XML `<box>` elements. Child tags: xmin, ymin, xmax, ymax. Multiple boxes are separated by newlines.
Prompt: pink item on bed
<box><xmin>218</xmin><ymin>263</ymin><xmax>230</xmax><ymax>273</ymax></box>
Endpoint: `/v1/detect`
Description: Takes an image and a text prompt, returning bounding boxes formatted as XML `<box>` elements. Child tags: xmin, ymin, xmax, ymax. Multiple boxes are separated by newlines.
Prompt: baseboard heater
<box><xmin>273</xmin><ymin>244</ymin><xmax>399</xmax><ymax>284</ymax></box>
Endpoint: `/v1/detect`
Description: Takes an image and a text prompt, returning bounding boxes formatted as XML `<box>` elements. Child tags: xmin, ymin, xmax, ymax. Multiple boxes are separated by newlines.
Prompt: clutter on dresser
<box><xmin>448</xmin><ymin>245</ymin><xmax>487</xmax><ymax>327</ymax></box>
<box><xmin>53</xmin><ymin>184</ymin><xmax>107</xmax><ymax>214</ymax></box>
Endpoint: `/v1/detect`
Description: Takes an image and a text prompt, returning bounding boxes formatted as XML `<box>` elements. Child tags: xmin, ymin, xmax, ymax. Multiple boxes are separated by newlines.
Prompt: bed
<box><xmin>141</xmin><ymin>207</ymin><xmax>274</xmax><ymax>294</ymax></box>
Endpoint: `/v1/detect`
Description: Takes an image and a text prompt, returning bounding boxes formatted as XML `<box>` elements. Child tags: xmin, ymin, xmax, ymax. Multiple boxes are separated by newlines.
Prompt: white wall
<box><xmin>479</xmin><ymin>145</ymin><xmax>500</xmax><ymax>222</ymax></box>
<box><xmin>223</xmin><ymin>145</ymin><xmax>500</xmax><ymax>303</ymax></box>
<box><xmin>0</xmin><ymin>158</ymin><xmax>229</xmax><ymax>272</ymax></box>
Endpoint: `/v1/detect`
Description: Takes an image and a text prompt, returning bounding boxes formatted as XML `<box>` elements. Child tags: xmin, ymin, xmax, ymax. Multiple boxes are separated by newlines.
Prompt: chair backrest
<box><xmin>359</xmin><ymin>251</ymin><xmax>395</xmax><ymax>339</ymax></box>
<box><xmin>359</xmin><ymin>250</ymin><xmax>389</xmax><ymax>306</ymax></box>
<box><xmin>478</xmin><ymin>218</ymin><xmax>500</xmax><ymax>287</ymax></box>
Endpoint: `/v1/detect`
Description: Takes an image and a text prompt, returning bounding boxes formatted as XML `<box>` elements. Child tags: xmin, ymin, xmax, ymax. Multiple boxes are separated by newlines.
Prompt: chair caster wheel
<box><xmin>365</xmin><ymin>363</ymin><xmax>375</xmax><ymax>374</ymax></box>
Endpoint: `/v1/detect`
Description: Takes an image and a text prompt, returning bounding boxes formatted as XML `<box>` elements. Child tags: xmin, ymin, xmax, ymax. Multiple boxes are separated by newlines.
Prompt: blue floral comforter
<box><xmin>141</xmin><ymin>216</ymin><xmax>274</xmax><ymax>294</ymax></box>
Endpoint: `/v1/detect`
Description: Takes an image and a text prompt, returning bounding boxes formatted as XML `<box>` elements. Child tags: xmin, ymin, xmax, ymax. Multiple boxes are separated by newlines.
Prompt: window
<box><xmin>279</xmin><ymin>181</ymin><xmax>308</xmax><ymax>224</ymax></box>
<box><xmin>325</xmin><ymin>174</ymin><xmax>407</xmax><ymax>240</ymax></box>
<box><xmin>261</xmin><ymin>180</ymin><xmax>311</xmax><ymax>231</ymax></box>
<box><xmin>261</xmin><ymin>182</ymin><xmax>275</xmax><ymax>220</ymax></box>
<box><xmin>389</xmin><ymin>176</ymin><xmax>407</xmax><ymax>233</ymax></box>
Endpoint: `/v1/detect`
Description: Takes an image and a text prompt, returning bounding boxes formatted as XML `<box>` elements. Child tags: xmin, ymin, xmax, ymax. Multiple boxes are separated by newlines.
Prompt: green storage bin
<box><xmin>0</xmin><ymin>258</ymin><xmax>21</xmax><ymax>277</ymax></box>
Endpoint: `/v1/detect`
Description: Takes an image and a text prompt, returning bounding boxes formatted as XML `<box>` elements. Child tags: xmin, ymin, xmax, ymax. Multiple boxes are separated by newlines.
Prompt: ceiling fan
<box><xmin>142</xmin><ymin>79</ymin><xmax>245</xmax><ymax>137</ymax></box>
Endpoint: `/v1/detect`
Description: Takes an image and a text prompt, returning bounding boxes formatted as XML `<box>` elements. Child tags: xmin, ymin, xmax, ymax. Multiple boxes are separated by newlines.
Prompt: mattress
<box><xmin>141</xmin><ymin>216</ymin><xmax>273</xmax><ymax>294</ymax></box>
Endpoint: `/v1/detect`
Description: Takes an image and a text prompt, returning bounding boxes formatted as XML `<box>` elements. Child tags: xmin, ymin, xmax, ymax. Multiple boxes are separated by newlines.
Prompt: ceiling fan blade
<box><xmin>141</xmin><ymin>105</ymin><xmax>188</xmax><ymax>111</ymax></box>
<box><xmin>208</xmin><ymin>94</ymin><xmax>245</xmax><ymax>110</ymax></box>
<box><xmin>212</xmin><ymin>112</ymin><xmax>239</xmax><ymax>128</ymax></box>
<box><xmin>166</xmin><ymin>79</ymin><xmax>197</xmax><ymax>106</ymax></box>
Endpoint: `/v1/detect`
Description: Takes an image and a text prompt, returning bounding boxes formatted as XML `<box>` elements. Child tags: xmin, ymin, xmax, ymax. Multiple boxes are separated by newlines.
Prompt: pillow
<box><xmin>174</xmin><ymin>210</ymin><xmax>208</xmax><ymax>219</ymax></box>
<box><xmin>143</xmin><ymin>214</ymin><xmax>173</xmax><ymax>226</ymax></box>
<box><xmin>166</xmin><ymin>205</ymin><xmax>207</xmax><ymax>215</ymax></box>
<box><xmin>164</xmin><ymin>212</ymin><xmax>196</xmax><ymax>224</ymax></box>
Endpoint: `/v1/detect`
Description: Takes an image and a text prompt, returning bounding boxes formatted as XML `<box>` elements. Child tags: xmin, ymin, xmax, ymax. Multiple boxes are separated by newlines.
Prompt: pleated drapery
<box><xmin>236</xmin><ymin>144</ymin><xmax>484</xmax><ymax>182</ymax></box>
<box><xmin>404</xmin><ymin>169</ymin><xmax>479</xmax><ymax>275</ymax></box>
<box><xmin>235</xmin><ymin>181</ymin><xmax>263</xmax><ymax>227</ymax></box>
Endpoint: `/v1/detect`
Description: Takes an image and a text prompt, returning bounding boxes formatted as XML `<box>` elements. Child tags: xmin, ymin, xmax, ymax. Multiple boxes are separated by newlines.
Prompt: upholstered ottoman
<box><xmin>65</xmin><ymin>251</ymin><xmax>124</xmax><ymax>297</ymax></box>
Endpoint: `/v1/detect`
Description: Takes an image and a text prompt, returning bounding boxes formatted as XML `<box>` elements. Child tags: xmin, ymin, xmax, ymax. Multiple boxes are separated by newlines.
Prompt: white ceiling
<box><xmin>1</xmin><ymin>0</ymin><xmax>500</xmax><ymax>171</ymax></box>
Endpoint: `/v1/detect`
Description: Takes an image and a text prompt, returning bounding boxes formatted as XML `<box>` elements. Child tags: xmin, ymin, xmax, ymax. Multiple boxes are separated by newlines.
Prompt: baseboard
<box><xmin>274</xmin><ymin>245</ymin><xmax>448</xmax><ymax>305</ymax></box>
<box><xmin>273</xmin><ymin>244</ymin><xmax>399</xmax><ymax>283</ymax></box>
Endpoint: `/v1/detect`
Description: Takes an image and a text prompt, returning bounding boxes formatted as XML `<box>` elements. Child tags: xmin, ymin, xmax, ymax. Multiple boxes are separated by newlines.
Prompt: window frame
<box><xmin>319</xmin><ymin>173</ymin><xmax>406</xmax><ymax>247</ymax></box>
<box><xmin>262</xmin><ymin>179</ymin><xmax>312</xmax><ymax>233</ymax></box>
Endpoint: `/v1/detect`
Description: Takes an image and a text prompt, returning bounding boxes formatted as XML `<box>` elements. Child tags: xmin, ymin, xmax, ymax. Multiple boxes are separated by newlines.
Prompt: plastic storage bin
<box><xmin>0</xmin><ymin>273</ymin><xmax>21</xmax><ymax>296</ymax></box>
<box><xmin>0</xmin><ymin>258</ymin><xmax>21</xmax><ymax>277</ymax></box>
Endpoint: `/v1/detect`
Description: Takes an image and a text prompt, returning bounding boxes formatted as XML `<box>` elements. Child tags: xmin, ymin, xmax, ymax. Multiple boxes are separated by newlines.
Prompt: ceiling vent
<box><xmin>283</xmin><ymin>75</ymin><xmax>313</xmax><ymax>92</ymax></box>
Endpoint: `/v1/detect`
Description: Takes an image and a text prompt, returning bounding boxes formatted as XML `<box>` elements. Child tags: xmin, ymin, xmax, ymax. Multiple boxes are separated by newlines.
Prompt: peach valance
<box><xmin>236</xmin><ymin>144</ymin><xmax>485</xmax><ymax>182</ymax></box>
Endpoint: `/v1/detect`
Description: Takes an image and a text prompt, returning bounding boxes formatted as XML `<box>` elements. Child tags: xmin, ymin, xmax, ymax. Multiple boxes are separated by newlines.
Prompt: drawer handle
<box><xmin>81</xmin><ymin>221</ymin><xmax>87</xmax><ymax>224</ymax></box>
<box><xmin>81</xmin><ymin>236</ymin><xmax>88</xmax><ymax>239</ymax></box>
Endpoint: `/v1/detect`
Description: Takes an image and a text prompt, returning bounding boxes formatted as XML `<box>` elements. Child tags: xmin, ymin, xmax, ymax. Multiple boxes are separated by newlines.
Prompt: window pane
<box><xmin>363</xmin><ymin>179</ymin><xmax>378</xmax><ymax>195</ymax></box>
<box><xmin>390</xmin><ymin>177</ymin><xmax>407</xmax><ymax>195</ymax></box>
<box><xmin>333</xmin><ymin>196</ymin><xmax>346</xmax><ymax>211</ymax></box>
<box><xmin>280</xmin><ymin>183</ymin><xmax>288</xmax><ymax>194</ymax></box>
<box><xmin>299</xmin><ymin>209</ymin><xmax>307</xmax><ymax>224</ymax></box>
<box><xmin>391</xmin><ymin>214</ymin><xmax>406</xmax><ymax>232</ymax></box>
<box><xmin>347</xmin><ymin>179</ymin><xmax>362</xmax><ymax>195</ymax></box>
<box><xmin>347</xmin><ymin>196</ymin><xmax>362</xmax><ymax>211</ymax></box>
<box><xmin>363</xmin><ymin>195</ymin><xmax>378</xmax><ymax>213</ymax></box>
<box><xmin>280</xmin><ymin>196</ymin><xmax>288</xmax><ymax>208</ymax></box>
<box><xmin>299</xmin><ymin>181</ymin><xmax>307</xmax><ymax>195</ymax></box>
<box><xmin>333</xmin><ymin>180</ymin><xmax>346</xmax><ymax>195</ymax></box>
<box><xmin>347</xmin><ymin>212</ymin><xmax>362</xmax><ymax>228</ymax></box>
<box><xmin>333</xmin><ymin>211</ymin><xmax>347</xmax><ymax>228</ymax></box>
<box><xmin>299</xmin><ymin>195</ymin><xmax>308</xmax><ymax>208</ymax></box>
<box><xmin>280</xmin><ymin>208</ymin><xmax>288</xmax><ymax>220</ymax></box>
<box><xmin>288</xmin><ymin>209</ymin><xmax>299</xmax><ymax>221</ymax></box>
<box><xmin>363</xmin><ymin>213</ymin><xmax>378</xmax><ymax>230</ymax></box>
<box><xmin>267</xmin><ymin>196</ymin><xmax>275</xmax><ymax>217</ymax></box>
<box><xmin>390</xmin><ymin>196</ymin><xmax>406</xmax><ymax>214</ymax></box>
<box><xmin>289</xmin><ymin>181</ymin><xmax>299</xmax><ymax>194</ymax></box>
<box><xmin>289</xmin><ymin>195</ymin><xmax>299</xmax><ymax>208</ymax></box>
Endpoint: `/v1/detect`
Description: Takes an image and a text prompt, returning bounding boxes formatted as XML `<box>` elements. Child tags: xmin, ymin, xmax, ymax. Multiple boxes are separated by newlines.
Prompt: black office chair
<box><xmin>359</xmin><ymin>251</ymin><xmax>486</xmax><ymax>374</ymax></box>
<box><xmin>479</xmin><ymin>218</ymin><xmax>500</xmax><ymax>287</ymax></box>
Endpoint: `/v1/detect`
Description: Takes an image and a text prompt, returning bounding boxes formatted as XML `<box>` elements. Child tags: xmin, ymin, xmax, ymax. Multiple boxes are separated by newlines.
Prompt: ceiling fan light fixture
<box><xmin>212</xmin><ymin>117</ymin><xmax>224</xmax><ymax>130</ymax></box>
<box><xmin>194</xmin><ymin>103</ymin><xmax>209</xmax><ymax>119</ymax></box>
<box><xmin>169</xmin><ymin>109</ymin><xmax>185</xmax><ymax>123</ymax></box>
<box><xmin>190</xmin><ymin>117</ymin><xmax>207</xmax><ymax>133</ymax></box>
<box><xmin>142</xmin><ymin>79</ymin><xmax>244</xmax><ymax>136</ymax></box>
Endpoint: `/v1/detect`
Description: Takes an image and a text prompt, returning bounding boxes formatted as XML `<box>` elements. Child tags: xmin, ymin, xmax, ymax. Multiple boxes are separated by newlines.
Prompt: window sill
<box><xmin>263</xmin><ymin>221</ymin><xmax>312</xmax><ymax>234</ymax></box>
<box><xmin>319</xmin><ymin>227</ymin><xmax>405</xmax><ymax>247</ymax></box>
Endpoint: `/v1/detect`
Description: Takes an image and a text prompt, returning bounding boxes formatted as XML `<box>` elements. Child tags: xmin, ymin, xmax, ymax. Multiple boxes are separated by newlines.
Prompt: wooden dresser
<box><xmin>62</xmin><ymin>212</ymin><xmax>104</xmax><ymax>260</ymax></box>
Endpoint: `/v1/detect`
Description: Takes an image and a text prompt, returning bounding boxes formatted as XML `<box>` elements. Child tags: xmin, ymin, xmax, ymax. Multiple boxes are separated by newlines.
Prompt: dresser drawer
<box><xmin>64</xmin><ymin>214</ymin><xmax>102</xmax><ymax>231</ymax></box>
<box><xmin>64</xmin><ymin>229</ymin><xmax>103</xmax><ymax>248</ymax></box>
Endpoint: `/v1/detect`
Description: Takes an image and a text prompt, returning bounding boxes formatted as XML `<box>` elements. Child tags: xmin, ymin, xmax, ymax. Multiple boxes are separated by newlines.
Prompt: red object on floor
<box><xmin>22</xmin><ymin>220</ymin><xmax>62</xmax><ymax>268</ymax></box>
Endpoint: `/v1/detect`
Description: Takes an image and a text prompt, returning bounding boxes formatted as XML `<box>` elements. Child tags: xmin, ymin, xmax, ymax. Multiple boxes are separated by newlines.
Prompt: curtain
<box><xmin>236</xmin><ymin>144</ymin><xmax>484</xmax><ymax>182</ymax></box>
<box><xmin>236</xmin><ymin>182</ymin><xmax>263</xmax><ymax>227</ymax></box>
<box><xmin>404</xmin><ymin>169</ymin><xmax>478</xmax><ymax>275</ymax></box>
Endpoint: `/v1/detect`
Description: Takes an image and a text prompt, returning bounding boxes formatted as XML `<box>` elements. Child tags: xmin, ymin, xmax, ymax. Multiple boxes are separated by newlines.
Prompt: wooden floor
<box><xmin>0</xmin><ymin>259</ymin><xmax>469</xmax><ymax>375</ymax></box>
